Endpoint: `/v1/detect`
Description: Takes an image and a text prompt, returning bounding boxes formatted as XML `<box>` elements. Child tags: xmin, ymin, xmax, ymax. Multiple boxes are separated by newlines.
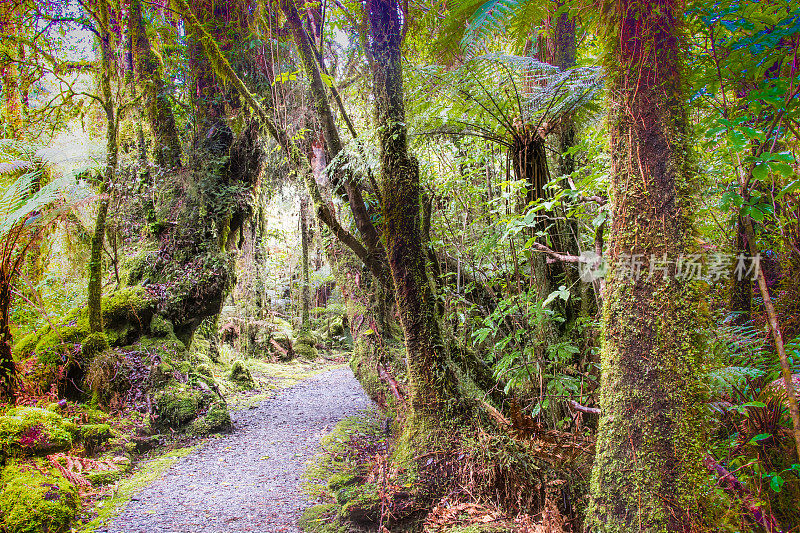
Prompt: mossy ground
<box><xmin>0</xmin><ymin>459</ymin><xmax>80</xmax><ymax>533</ymax></box>
<box><xmin>302</xmin><ymin>408</ymin><xmax>392</xmax><ymax>531</ymax></box>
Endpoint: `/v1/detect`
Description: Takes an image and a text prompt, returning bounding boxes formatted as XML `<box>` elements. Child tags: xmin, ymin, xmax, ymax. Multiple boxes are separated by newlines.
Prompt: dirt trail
<box><xmin>103</xmin><ymin>366</ymin><xmax>372</xmax><ymax>533</ymax></box>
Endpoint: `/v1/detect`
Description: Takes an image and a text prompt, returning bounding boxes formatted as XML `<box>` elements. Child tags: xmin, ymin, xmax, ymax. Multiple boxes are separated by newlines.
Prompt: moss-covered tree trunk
<box><xmin>367</xmin><ymin>0</ymin><xmax>461</xmax><ymax>421</ymax></box>
<box><xmin>0</xmin><ymin>3</ymin><xmax>22</xmax><ymax>138</ymax></box>
<box><xmin>0</xmin><ymin>269</ymin><xmax>16</xmax><ymax>401</ymax></box>
<box><xmin>88</xmin><ymin>0</ymin><xmax>117</xmax><ymax>334</ymax></box>
<box><xmin>130</xmin><ymin>0</ymin><xmax>182</xmax><ymax>168</ymax></box>
<box><xmin>588</xmin><ymin>1</ymin><xmax>707</xmax><ymax>530</ymax></box>
<box><xmin>300</xmin><ymin>194</ymin><xmax>311</xmax><ymax>330</ymax></box>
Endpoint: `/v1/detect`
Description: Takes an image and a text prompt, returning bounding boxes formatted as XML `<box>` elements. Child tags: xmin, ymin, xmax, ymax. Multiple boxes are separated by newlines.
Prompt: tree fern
<box><xmin>438</xmin><ymin>0</ymin><xmax>548</xmax><ymax>58</ymax></box>
<box><xmin>408</xmin><ymin>53</ymin><xmax>602</xmax><ymax>142</ymax></box>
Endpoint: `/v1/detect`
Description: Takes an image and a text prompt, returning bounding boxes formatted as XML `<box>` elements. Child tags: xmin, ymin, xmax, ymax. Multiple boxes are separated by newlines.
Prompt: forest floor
<box><xmin>94</xmin><ymin>364</ymin><xmax>373</xmax><ymax>533</ymax></box>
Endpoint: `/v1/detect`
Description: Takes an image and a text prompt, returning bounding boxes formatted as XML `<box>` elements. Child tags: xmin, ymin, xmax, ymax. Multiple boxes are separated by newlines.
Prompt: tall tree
<box><xmin>300</xmin><ymin>194</ymin><xmax>311</xmax><ymax>330</ymax></box>
<box><xmin>367</xmin><ymin>0</ymin><xmax>461</xmax><ymax>422</ymax></box>
<box><xmin>129</xmin><ymin>0</ymin><xmax>182</xmax><ymax>168</ymax></box>
<box><xmin>588</xmin><ymin>0</ymin><xmax>707</xmax><ymax>530</ymax></box>
<box><xmin>0</xmin><ymin>1</ymin><xmax>23</xmax><ymax>138</ymax></box>
<box><xmin>87</xmin><ymin>0</ymin><xmax>117</xmax><ymax>334</ymax></box>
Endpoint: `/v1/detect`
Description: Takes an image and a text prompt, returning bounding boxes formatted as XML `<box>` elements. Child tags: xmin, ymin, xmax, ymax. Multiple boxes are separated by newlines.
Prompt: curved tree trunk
<box><xmin>588</xmin><ymin>1</ymin><xmax>707</xmax><ymax>530</ymax></box>
<box><xmin>0</xmin><ymin>269</ymin><xmax>16</xmax><ymax>401</ymax></box>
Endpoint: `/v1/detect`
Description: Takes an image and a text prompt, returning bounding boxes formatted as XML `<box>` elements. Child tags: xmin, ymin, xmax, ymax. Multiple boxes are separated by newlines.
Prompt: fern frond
<box><xmin>0</xmin><ymin>169</ymin><xmax>40</xmax><ymax>220</ymax></box>
<box><xmin>408</xmin><ymin>53</ymin><xmax>602</xmax><ymax>141</ymax></box>
<box><xmin>0</xmin><ymin>175</ymin><xmax>92</xmax><ymax>243</ymax></box>
<box><xmin>439</xmin><ymin>0</ymin><xmax>547</xmax><ymax>58</ymax></box>
<box><xmin>0</xmin><ymin>160</ymin><xmax>32</xmax><ymax>175</ymax></box>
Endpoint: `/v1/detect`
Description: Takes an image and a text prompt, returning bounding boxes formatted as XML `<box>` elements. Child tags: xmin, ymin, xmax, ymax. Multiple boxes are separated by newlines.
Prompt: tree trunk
<box><xmin>88</xmin><ymin>0</ymin><xmax>117</xmax><ymax>334</ymax></box>
<box><xmin>588</xmin><ymin>1</ymin><xmax>707</xmax><ymax>530</ymax></box>
<box><xmin>300</xmin><ymin>195</ymin><xmax>311</xmax><ymax>330</ymax></box>
<box><xmin>0</xmin><ymin>269</ymin><xmax>15</xmax><ymax>401</ymax></box>
<box><xmin>0</xmin><ymin>3</ymin><xmax>22</xmax><ymax>138</ymax></box>
<box><xmin>367</xmin><ymin>0</ymin><xmax>461</xmax><ymax>420</ymax></box>
<box><xmin>728</xmin><ymin>215</ymin><xmax>752</xmax><ymax>323</ymax></box>
<box><xmin>130</xmin><ymin>0</ymin><xmax>182</xmax><ymax>168</ymax></box>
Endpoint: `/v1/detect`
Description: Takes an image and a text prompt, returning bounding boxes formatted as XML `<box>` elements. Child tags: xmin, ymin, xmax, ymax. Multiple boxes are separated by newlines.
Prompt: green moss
<box><xmin>149</xmin><ymin>315</ymin><xmax>175</xmax><ymax>337</ymax></box>
<box><xmin>33</xmin><ymin>322</ymin><xmax>87</xmax><ymax>366</ymax></box>
<box><xmin>81</xmin><ymin>332</ymin><xmax>109</xmax><ymax>358</ymax></box>
<box><xmin>298</xmin><ymin>503</ymin><xmax>348</xmax><ymax>533</ymax></box>
<box><xmin>0</xmin><ymin>460</ymin><xmax>80</xmax><ymax>533</ymax></box>
<box><xmin>102</xmin><ymin>286</ymin><xmax>154</xmax><ymax>326</ymax></box>
<box><xmin>190</xmin><ymin>400</ymin><xmax>231</xmax><ymax>436</ymax></box>
<box><xmin>327</xmin><ymin>471</ymin><xmax>358</xmax><ymax>492</ymax></box>
<box><xmin>0</xmin><ymin>407</ymin><xmax>77</xmax><ymax>458</ymax></box>
<box><xmin>294</xmin><ymin>342</ymin><xmax>318</xmax><ymax>360</ymax></box>
<box><xmin>338</xmin><ymin>483</ymin><xmax>381</xmax><ymax>522</ymax></box>
<box><xmin>12</xmin><ymin>332</ymin><xmax>38</xmax><ymax>361</ymax></box>
<box><xmin>85</xmin><ymin>468</ymin><xmax>123</xmax><ymax>487</ymax></box>
<box><xmin>154</xmin><ymin>385</ymin><xmax>211</xmax><ymax>427</ymax></box>
<box><xmin>228</xmin><ymin>360</ymin><xmax>255</xmax><ymax>389</ymax></box>
<box><xmin>196</xmin><ymin>364</ymin><xmax>213</xmax><ymax>378</ymax></box>
<box><xmin>79</xmin><ymin>424</ymin><xmax>113</xmax><ymax>454</ymax></box>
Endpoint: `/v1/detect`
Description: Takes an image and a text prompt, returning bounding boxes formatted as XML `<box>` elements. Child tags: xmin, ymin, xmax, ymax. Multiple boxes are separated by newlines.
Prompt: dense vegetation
<box><xmin>0</xmin><ymin>0</ymin><xmax>799</xmax><ymax>531</ymax></box>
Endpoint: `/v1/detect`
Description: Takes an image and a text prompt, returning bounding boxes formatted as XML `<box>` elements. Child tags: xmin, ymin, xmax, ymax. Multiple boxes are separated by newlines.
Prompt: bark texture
<box><xmin>300</xmin><ymin>195</ymin><xmax>311</xmax><ymax>329</ymax></box>
<box><xmin>588</xmin><ymin>1</ymin><xmax>707</xmax><ymax>531</ymax></box>
<box><xmin>367</xmin><ymin>0</ymin><xmax>460</xmax><ymax>419</ymax></box>
<box><xmin>88</xmin><ymin>0</ymin><xmax>117</xmax><ymax>334</ymax></box>
<box><xmin>130</xmin><ymin>0</ymin><xmax>182</xmax><ymax>168</ymax></box>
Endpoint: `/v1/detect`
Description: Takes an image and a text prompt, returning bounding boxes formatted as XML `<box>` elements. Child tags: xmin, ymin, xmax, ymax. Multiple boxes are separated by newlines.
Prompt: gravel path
<box><xmin>104</xmin><ymin>366</ymin><xmax>372</xmax><ymax>533</ymax></box>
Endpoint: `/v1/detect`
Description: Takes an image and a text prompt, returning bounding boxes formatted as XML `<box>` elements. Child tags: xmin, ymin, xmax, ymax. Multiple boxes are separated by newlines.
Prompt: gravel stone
<box><xmin>103</xmin><ymin>366</ymin><xmax>372</xmax><ymax>533</ymax></box>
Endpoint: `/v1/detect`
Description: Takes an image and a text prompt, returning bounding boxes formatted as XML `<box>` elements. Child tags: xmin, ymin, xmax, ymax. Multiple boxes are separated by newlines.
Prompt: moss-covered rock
<box><xmin>228</xmin><ymin>360</ymin><xmax>255</xmax><ymax>389</ymax></box>
<box><xmin>154</xmin><ymin>385</ymin><xmax>211</xmax><ymax>428</ymax></box>
<box><xmin>149</xmin><ymin>314</ymin><xmax>175</xmax><ymax>337</ymax></box>
<box><xmin>0</xmin><ymin>408</ymin><xmax>77</xmax><ymax>459</ymax></box>
<box><xmin>294</xmin><ymin>330</ymin><xmax>318</xmax><ymax>360</ymax></box>
<box><xmin>0</xmin><ymin>461</ymin><xmax>80</xmax><ymax>533</ymax></box>
<box><xmin>102</xmin><ymin>286</ymin><xmax>154</xmax><ymax>327</ymax></box>
<box><xmin>190</xmin><ymin>400</ymin><xmax>231</xmax><ymax>436</ymax></box>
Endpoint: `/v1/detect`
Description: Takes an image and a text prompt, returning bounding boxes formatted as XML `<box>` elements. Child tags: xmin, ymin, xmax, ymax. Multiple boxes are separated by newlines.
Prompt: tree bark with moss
<box><xmin>588</xmin><ymin>1</ymin><xmax>707</xmax><ymax>530</ymax></box>
<box><xmin>129</xmin><ymin>0</ymin><xmax>182</xmax><ymax>168</ymax></box>
<box><xmin>0</xmin><ymin>3</ymin><xmax>23</xmax><ymax>138</ymax></box>
<box><xmin>88</xmin><ymin>0</ymin><xmax>117</xmax><ymax>335</ymax></box>
<box><xmin>300</xmin><ymin>194</ymin><xmax>311</xmax><ymax>330</ymax></box>
<box><xmin>367</xmin><ymin>0</ymin><xmax>461</xmax><ymax>421</ymax></box>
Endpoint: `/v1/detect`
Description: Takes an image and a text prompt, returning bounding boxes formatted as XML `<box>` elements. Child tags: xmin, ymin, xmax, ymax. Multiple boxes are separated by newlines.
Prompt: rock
<box><xmin>0</xmin><ymin>460</ymin><xmax>79</xmax><ymax>533</ymax></box>
<box><xmin>228</xmin><ymin>360</ymin><xmax>255</xmax><ymax>390</ymax></box>
<box><xmin>190</xmin><ymin>401</ymin><xmax>231</xmax><ymax>436</ymax></box>
<box><xmin>154</xmin><ymin>385</ymin><xmax>211</xmax><ymax>427</ymax></box>
<box><xmin>0</xmin><ymin>407</ymin><xmax>77</xmax><ymax>460</ymax></box>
